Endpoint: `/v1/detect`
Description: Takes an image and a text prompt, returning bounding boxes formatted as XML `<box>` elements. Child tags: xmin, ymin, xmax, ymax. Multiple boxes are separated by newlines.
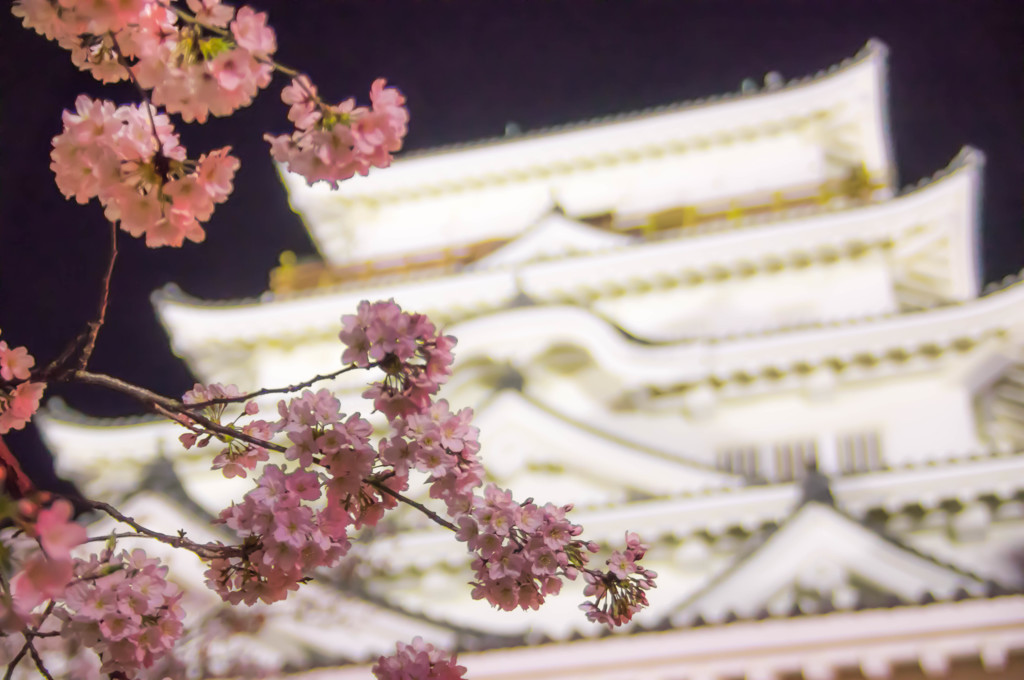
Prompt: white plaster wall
<box><xmin>526</xmin><ymin>358</ymin><xmax>991</xmax><ymax>474</ymax></box>
<box><xmin>701</xmin><ymin>374</ymin><xmax>984</xmax><ymax>468</ymax></box>
<box><xmin>311</xmin><ymin>132</ymin><xmax>825</xmax><ymax>266</ymax></box>
<box><xmin>595</xmin><ymin>253</ymin><xmax>898</xmax><ymax>339</ymax></box>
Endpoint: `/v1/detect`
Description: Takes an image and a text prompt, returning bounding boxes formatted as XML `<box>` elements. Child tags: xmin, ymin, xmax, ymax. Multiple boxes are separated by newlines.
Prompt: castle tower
<box><xmin>39</xmin><ymin>41</ymin><xmax>1024</xmax><ymax>678</ymax></box>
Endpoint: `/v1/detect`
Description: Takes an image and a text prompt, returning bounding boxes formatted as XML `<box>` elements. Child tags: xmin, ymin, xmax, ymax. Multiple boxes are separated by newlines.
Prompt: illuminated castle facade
<box><xmin>41</xmin><ymin>41</ymin><xmax>1024</xmax><ymax>678</ymax></box>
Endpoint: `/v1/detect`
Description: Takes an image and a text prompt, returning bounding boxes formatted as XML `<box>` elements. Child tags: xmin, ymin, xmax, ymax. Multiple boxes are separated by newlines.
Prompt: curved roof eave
<box><xmin>282</xmin><ymin>40</ymin><xmax>896</xmax><ymax>265</ymax></box>
<box><xmin>153</xmin><ymin>146</ymin><xmax>982</xmax><ymax>371</ymax></box>
<box><xmin>281</xmin><ymin>39</ymin><xmax>892</xmax><ymax>202</ymax></box>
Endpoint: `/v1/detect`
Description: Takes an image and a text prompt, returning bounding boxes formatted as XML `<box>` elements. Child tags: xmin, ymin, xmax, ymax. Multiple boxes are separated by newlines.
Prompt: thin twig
<box><xmin>185</xmin><ymin>364</ymin><xmax>368</xmax><ymax>408</ymax></box>
<box><xmin>78</xmin><ymin>220</ymin><xmax>118</xmax><ymax>370</ymax></box>
<box><xmin>108</xmin><ymin>32</ymin><xmax>163</xmax><ymax>150</ymax></box>
<box><xmin>3</xmin><ymin>641</ymin><xmax>28</xmax><ymax>680</ymax></box>
<box><xmin>83</xmin><ymin>499</ymin><xmax>243</xmax><ymax>560</ymax></box>
<box><xmin>82</xmin><ymin>532</ymin><xmax>148</xmax><ymax>544</ymax></box>
<box><xmin>26</xmin><ymin>640</ymin><xmax>54</xmax><ymax>680</ymax></box>
<box><xmin>368</xmin><ymin>481</ymin><xmax>457</xmax><ymax>532</ymax></box>
<box><xmin>4</xmin><ymin>602</ymin><xmax>54</xmax><ymax>680</ymax></box>
<box><xmin>73</xmin><ymin>371</ymin><xmax>286</xmax><ymax>453</ymax></box>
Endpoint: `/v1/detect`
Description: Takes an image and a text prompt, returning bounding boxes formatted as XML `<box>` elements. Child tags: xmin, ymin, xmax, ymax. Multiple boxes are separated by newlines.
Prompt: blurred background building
<box><xmin>38</xmin><ymin>41</ymin><xmax>1024</xmax><ymax>679</ymax></box>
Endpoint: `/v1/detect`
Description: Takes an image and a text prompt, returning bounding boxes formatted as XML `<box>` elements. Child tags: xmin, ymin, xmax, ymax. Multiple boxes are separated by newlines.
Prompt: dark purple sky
<box><xmin>1</xmin><ymin>1</ymin><xmax>1022</xmax><ymax>486</ymax></box>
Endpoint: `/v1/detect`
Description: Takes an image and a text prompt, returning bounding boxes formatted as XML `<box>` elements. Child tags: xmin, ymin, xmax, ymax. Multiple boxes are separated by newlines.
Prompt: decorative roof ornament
<box><xmin>763</xmin><ymin>70</ymin><xmax>784</xmax><ymax>90</ymax></box>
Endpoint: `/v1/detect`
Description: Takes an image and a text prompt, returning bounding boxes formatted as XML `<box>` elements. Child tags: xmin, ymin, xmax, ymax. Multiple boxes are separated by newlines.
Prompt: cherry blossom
<box><xmin>0</xmin><ymin>333</ymin><xmax>44</xmax><ymax>434</ymax></box>
<box><xmin>266</xmin><ymin>77</ymin><xmax>410</xmax><ymax>187</ymax></box>
<box><xmin>61</xmin><ymin>548</ymin><xmax>185</xmax><ymax>675</ymax></box>
<box><xmin>374</xmin><ymin>637</ymin><xmax>467</xmax><ymax>680</ymax></box>
<box><xmin>34</xmin><ymin>499</ymin><xmax>87</xmax><ymax>561</ymax></box>
<box><xmin>50</xmin><ymin>95</ymin><xmax>239</xmax><ymax>247</ymax></box>
<box><xmin>0</xmin><ymin>381</ymin><xmax>45</xmax><ymax>435</ymax></box>
<box><xmin>0</xmin><ymin>339</ymin><xmax>34</xmax><ymax>381</ymax></box>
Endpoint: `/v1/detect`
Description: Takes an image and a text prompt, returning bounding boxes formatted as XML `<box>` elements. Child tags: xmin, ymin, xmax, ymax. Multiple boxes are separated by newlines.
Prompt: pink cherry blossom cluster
<box><xmin>207</xmin><ymin>459</ymin><xmax>352</xmax><ymax>605</ymax></box>
<box><xmin>388</xmin><ymin>399</ymin><xmax>483</xmax><ymax>517</ymax></box>
<box><xmin>341</xmin><ymin>299</ymin><xmax>456</xmax><ymax>420</ymax></box>
<box><xmin>60</xmin><ymin>548</ymin><xmax>185</xmax><ymax>675</ymax></box>
<box><xmin>199</xmin><ymin>387</ymin><xmax>388</xmax><ymax>605</ymax></box>
<box><xmin>50</xmin><ymin>94</ymin><xmax>239</xmax><ymax>247</ymax></box>
<box><xmin>8</xmin><ymin>500</ymin><xmax>86</xmax><ymax>617</ymax></box>
<box><xmin>134</xmin><ymin>3</ymin><xmax>277</xmax><ymax>123</ymax></box>
<box><xmin>266</xmin><ymin>77</ymin><xmax>410</xmax><ymax>187</ymax></box>
<box><xmin>0</xmin><ymin>331</ymin><xmax>44</xmax><ymax>434</ymax></box>
<box><xmin>181</xmin><ymin>382</ymin><xmax>269</xmax><ymax>478</ymax></box>
<box><xmin>178</xmin><ymin>300</ymin><xmax>655</xmax><ymax>634</ymax></box>
<box><xmin>13</xmin><ymin>0</ymin><xmax>277</xmax><ymax>123</ymax></box>
<box><xmin>457</xmin><ymin>486</ymin><xmax>594</xmax><ymax>612</ymax></box>
<box><xmin>12</xmin><ymin>0</ymin><xmax>154</xmax><ymax>82</ymax></box>
<box><xmin>373</xmin><ymin>637</ymin><xmax>467</xmax><ymax>680</ymax></box>
<box><xmin>340</xmin><ymin>302</ymin><xmax>657</xmax><ymax>623</ymax></box>
<box><xmin>2</xmin><ymin>499</ymin><xmax>182</xmax><ymax>676</ymax></box>
<box><xmin>580</xmin><ymin>532</ymin><xmax>658</xmax><ymax>626</ymax></box>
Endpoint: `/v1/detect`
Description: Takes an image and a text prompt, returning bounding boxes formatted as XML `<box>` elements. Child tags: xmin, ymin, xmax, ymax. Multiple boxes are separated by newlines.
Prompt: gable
<box><xmin>670</xmin><ymin>501</ymin><xmax>990</xmax><ymax>626</ymax></box>
<box><xmin>469</xmin><ymin>212</ymin><xmax>634</xmax><ymax>270</ymax></box>
<box><xmin>470</xmin><ymin>390</ymin><xmax>740</xmax><ymax>507</ymax></box>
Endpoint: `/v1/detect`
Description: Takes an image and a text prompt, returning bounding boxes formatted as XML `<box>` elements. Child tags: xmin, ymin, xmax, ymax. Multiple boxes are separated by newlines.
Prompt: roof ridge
<box><xmin>396</xmin><ymin>39</ymin><xmax>888</xmax><ymax>162</ymax></box>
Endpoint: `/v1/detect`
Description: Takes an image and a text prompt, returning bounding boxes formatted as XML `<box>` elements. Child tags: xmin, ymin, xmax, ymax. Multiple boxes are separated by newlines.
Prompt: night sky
<box><xmin>1</xmin><ymin>1</ymin><xmax>1022</xmax><ymax>487</ymax></box>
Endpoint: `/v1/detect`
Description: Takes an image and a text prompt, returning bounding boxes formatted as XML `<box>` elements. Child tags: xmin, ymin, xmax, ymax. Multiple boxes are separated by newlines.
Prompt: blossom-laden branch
<box><xmin>5</xmin><ymin>2</ymin><xmax>652</xmax><ymax>678</ymax></box>
<box><xmin>1</xmin><ymin>296</ymin><xmax>657</xmax><ymax>678</ymax></box>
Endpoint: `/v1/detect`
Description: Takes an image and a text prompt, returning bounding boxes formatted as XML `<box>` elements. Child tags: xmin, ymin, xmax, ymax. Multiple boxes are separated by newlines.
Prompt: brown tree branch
<box><xmin>368</xmin><ymin>480</ymin><xmax>457</xmax><ymax>532</ymax></box>
<box><xmin>78</xmin><ymin>220</ymin><xmax>118</xmax><ymax>371</ymax></box>
<box><xmin>27</xmin><ymin>639</ymin><xmax>54</xmax><ymax>680</ymax></box>
<box><xmin>4</xmin><ymin>602</ymin><xmax>54</xmax><ymax>680</ymax></box>
<box><xmin>69</xmin><ymin>372</ymin><xmax>462</xmax><ymax>533</ymax></box>
<box><xmin>82</xmin><ymin>499</ymin><xmax>243</xmax><ymax>560</ymax></box>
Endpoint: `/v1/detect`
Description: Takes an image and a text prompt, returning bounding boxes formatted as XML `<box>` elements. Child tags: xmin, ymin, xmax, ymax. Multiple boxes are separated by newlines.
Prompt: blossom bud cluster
<box><xmin>266</xmin><ymin>77</ymin><xmax>410</xmax><ymax>187</ymax></box>
<box><xmin>0</xmin><ymin>331</ymin><xmax>44</xmax><ymax>434</ymax></box>
<box><xmin>13</xmin><ymin>0</ymin><xmax>277</xmax><ymax>123</ymax></box>
<box><xmin>182</xmin><ymin>382</ymin><xmax>269</xmax><ymax>478</ymax></box>
<box><xmin>373</xmin><ymin>637</ymin><xmax>467</xmax><ymax>680</ymax></box>
<box><xmin>580</xmin><ymin>532</ymin><xmax>658</xmax><ymax>626</ymax></box>
<box><xmin>50</xmin><ymin>95</ymin><xmax>239</xmax><ymax>247</ymax></box>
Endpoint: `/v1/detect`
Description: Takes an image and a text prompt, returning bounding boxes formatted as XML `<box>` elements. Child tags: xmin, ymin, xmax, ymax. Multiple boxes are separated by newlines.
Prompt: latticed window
<box><xmin>836</xmin><ymin>431</ymin><xmax>884</xmax><ymax>473</ymax></box>
<box><xmin>772</xmin><ymin>439</ymin><xmax>818</xmax><ymax>481</ymax></box>
<box><xmin>714</xmin><ymin>445</ymin><xmax>759</xmax><ymax>477</ymax></box>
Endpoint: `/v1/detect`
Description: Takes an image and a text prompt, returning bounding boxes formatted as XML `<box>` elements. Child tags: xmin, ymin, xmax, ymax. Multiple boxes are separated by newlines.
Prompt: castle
<box><xmin>40</xmin><ymin>40</ymin><xmax>1024</xmax><ymax>679</ymax></box>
